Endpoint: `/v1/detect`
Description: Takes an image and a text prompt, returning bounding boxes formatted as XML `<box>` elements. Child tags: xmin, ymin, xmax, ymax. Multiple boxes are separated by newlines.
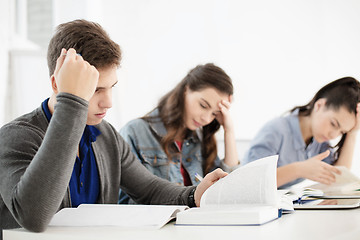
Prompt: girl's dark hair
<box><xmin>291</xmin><ymin>77</ymin><xmax>360</xmax><ymax>157</ymax></box>
<box><xmin>144</xmin><ymin>63</ymin><xmax>233</xmax><ymax>174</ymax></box>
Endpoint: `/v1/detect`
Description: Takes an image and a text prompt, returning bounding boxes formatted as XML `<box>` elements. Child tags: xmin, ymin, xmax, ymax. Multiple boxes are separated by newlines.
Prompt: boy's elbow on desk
<box><xmin>15</xmin><ymin>214</ymin><xmax>51</xmax><ymax>233</ymax></box>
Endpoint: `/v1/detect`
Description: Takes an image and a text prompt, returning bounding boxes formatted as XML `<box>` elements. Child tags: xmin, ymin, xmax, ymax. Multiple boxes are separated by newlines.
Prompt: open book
<box><xmin>49</xmin><ymin>204</ymin><xmax>188</xmax><ymax>229</ymax></box>
<box><xmin>176</xmin><ymin>155</ymin><xmax>289</xmax><ymax>226</ymax></box>
<box><xmin>309</xmin><ymin>166</ymin><xmax>360</xmax><ymax>194</ymax></box>
<box><xmin>285</xmin><ymin>167</ymin><xmax>360</xmax><ymax>209</ymax></box>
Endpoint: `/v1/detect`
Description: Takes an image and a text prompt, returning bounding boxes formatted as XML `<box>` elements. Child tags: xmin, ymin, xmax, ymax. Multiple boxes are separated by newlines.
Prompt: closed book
<box><xmin>176</xmin><ymin>205</ymin><xmax>278</xmax><ymax>226</ymax></box>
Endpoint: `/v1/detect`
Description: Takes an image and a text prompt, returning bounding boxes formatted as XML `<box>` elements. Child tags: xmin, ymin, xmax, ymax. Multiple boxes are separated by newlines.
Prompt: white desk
<box><xmin>4</xmin><ymin>208</ymin><xmax>360</xmax><ymax>240</ymax></box>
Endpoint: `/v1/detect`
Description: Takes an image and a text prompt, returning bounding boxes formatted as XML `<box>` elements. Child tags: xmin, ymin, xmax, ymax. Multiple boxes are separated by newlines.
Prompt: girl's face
<box><xmin>311</xmin><ymin>99</ymin><xmax>356</xmax><ymax>143</ymax></box>
<box><xmin>183</xmin><ymin>87</ymin><xmax>229</xmax><ymax>130</ymax></box>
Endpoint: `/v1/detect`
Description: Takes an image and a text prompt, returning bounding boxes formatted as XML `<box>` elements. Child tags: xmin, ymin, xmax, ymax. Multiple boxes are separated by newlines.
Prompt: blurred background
<box><xmin>1</xmin><ymin>0</ymin><xmax>360</xmax><ymax>173</ymax></box>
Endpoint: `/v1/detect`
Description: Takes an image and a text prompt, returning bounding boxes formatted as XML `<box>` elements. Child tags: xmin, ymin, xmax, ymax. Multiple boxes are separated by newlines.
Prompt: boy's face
<box><xmin>87</xmin><ymin>66</ymin><xmax>118</xmax><ymax>125</ymax></box>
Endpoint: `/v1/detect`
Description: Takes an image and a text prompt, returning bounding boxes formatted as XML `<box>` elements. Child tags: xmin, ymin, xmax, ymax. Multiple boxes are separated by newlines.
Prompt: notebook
<box><xmin>294</xmin><ymin>198</ymin><xmax>360</xmax><ymax>209</ymax></box>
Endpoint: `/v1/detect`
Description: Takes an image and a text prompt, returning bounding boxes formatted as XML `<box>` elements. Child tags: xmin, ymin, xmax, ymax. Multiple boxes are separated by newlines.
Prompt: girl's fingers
<box><xmin>221</xmin><ymin>100</ymin><xmax>231</xmax><ymax>108</ymax></box>
<box><xmin>218</xmin><ymin>100</ymin><xmax>231</xmax><ymax>113</ymax></box>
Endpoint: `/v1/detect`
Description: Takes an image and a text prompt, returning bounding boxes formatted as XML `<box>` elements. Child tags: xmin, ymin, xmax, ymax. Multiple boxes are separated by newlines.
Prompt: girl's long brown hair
<box><xmin>290</xmin><ymin>77</ymin><xmax>360</xmax><ymax>158</ymax></box>
<box><xmin>143</xmin><ymin>63</ymin><xmax>233</xmax><ymax>174</ymax></box>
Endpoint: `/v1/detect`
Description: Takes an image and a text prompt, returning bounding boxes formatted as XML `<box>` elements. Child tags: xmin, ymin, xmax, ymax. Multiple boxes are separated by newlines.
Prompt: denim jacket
<box><xmin>118</xmin><ymin>109</ymin><xmax>233</xmax><ymax>203</ymax></box>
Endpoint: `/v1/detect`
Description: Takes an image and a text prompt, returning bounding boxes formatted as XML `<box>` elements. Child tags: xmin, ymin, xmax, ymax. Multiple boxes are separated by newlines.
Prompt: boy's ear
<box><xmin>50</xmin><ymin>75</ymin><xmax>59</xmax><ymax>94</ymax></box>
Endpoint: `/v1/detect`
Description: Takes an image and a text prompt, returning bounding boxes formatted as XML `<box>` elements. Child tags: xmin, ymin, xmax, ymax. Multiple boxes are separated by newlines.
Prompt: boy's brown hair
<box><xmin>47</xmin><ymin>19</ymin><xmax>121</xmax><ymax>76</ymax></box>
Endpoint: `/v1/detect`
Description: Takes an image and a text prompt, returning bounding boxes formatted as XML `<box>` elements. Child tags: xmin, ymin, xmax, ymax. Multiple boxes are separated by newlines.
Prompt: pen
<box><xmin>195</xmin><ymin>173</ymin><xmax>203</xmax><ymax>182</ymax></box>
<box><xmin>293</xmin><ymin>197</ymin><xmax>317</xmax><ymax>205</ymax></box>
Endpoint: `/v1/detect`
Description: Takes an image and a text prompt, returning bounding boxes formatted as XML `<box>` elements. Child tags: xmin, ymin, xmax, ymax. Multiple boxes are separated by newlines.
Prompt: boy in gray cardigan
<box><xmin>0</xmin><ymin>19</ymin><xmax>226</xmax><ymax>235</ymax></box>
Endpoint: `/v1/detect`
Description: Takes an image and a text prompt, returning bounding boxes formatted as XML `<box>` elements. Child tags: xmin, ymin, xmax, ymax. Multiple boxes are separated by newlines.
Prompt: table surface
<box><xmin>4</xmin><ymin>208</ymin><xmax>360</xmax><ymax>240</ymax></box>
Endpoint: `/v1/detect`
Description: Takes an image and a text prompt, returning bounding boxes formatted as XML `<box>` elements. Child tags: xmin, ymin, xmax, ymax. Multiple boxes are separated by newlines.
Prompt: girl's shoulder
<box><xmin>262</xmin><ymin>115</ymin><xmax>293</xmax><ymax>133</ymax></box>
<box><xmin>120</xmin><ymin>118</ymin><xmax>151</xmax><ymax>135</ymax></box>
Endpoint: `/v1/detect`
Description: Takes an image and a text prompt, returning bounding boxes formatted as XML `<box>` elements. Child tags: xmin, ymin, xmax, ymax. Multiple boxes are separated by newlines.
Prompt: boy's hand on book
<box><xmin>53</xmin><ymin>48</ymin><xmax>99</xmax><ymax>101</ymax></box>
<box><xmin>194</xmin><ymin>169</ymin><xmax>228</xmax><ymax>207</ymax></box>
<box><xmin>300</xmin><ymin>150</ymin><xmax>341</xmax><ymax>185</ymax></box>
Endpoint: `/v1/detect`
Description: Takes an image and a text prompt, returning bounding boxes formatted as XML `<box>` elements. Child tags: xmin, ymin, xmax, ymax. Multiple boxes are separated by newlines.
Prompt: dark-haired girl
<box><xmin>243</xmin><ymin>77</ymin><xmax>360</xmax><ymax>189</ymax></box>
<box><xmin>118</xmin><ymin>63</ymin><xmax>239</xmax><ymax>203</ymax></box>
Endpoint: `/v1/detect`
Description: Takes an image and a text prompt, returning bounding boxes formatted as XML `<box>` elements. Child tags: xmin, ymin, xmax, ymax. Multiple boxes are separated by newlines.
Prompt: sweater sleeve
<box><xmin>0</xmin><ymin>93</ymin><xmax>88</xmax><ymax>232</ymax></box>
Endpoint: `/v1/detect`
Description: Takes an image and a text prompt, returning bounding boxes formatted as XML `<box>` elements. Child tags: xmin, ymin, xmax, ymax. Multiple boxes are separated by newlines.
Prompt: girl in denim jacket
<box><xmin>119</xmin><ymin>63</ymin><xmax>239</xmax><ymax>203</ymax></box>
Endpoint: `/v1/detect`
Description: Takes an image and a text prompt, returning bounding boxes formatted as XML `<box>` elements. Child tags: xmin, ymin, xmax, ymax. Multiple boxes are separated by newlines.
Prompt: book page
<box><xmin>200</xmin><ymin>155</ymin><xmax>278</xmax><ymax>207</ymax></box>
<box><xmin>49</xmin><ymin>204</ymin><xmax>188</xmax><ymax>229</ymax></box>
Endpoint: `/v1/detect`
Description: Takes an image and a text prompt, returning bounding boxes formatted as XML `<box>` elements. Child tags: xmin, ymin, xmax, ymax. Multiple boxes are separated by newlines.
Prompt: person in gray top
<box><xmin>243</xmin><ymin>77</ymin><xmax>360</xmax><ymax>189</ymax></box>
<box><xmin>0</xmin><ymin>19</ymin><xmax>226</xmax><ymax>235</ymax></box>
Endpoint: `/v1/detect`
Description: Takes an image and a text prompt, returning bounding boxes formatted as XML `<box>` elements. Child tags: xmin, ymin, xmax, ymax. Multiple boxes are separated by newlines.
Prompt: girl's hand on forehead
<box><xmin>354</xmin><ymin>103</ymin><xmax>360</xmax><ymax>131</ymax></box>
<box><xmin>215</xmin><ymin>98</ymin><xmax>234</xmax><ymax>132</ymax></box>
<box><xmin>349</xmin><ymin>102</ymin><xmax>360</xmax><ymax>133</ymax></box>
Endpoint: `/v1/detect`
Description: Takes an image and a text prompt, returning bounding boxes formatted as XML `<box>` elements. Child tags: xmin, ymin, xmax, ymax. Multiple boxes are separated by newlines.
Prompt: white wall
<box><xmin>0</xmin><ymin>0</ymin><xmax>11</xmax><ymax>125</ymax></box>
<box><xmin>1</xmin><ymin>0</ymin><xmax>51</xmax><ymax>124</ymax></box>
<box><xmin>53</xmin><ymin>0</ymin><xmax>103</xmax><ymax>26</ymax></box>
<box><xmin>7</xmin><ymin>50</ymin><xmax>50</xmax><ymax>121</ymax></box>
<box><xmin>102</xmin><ymin>0</ymin><xmax>360</xmax><ymax>141</ymax></box>
<box><xmin>100</xmin><ymin>0</ymin><xmax>360</xmax><ymax>172</ymax></box>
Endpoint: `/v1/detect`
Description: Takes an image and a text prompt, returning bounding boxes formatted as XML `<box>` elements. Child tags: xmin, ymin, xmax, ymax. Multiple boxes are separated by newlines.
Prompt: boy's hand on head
<box><xmin>194</xmin><ymin>169</ymin><xmax>228</xmax><ymax>207</ymax></box>
<box><xmin>54</xmin><ymin>48</ymin><xmax>99</xmax><ymax>101</ymax></box>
